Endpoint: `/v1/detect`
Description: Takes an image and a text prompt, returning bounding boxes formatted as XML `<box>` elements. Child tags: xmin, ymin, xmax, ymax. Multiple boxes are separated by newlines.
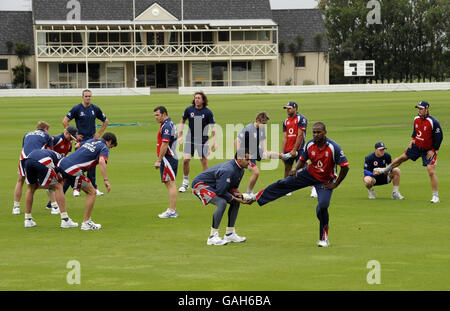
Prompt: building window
<box><xmin>244</xmin><ymin>31</ymin><xmax>257</xmax><ymax>41</ymax></box>
<box><xmin>0</xmin><ymin>59</ymin><xmax>8</xmax><ymax>71</ymax></box>
<box><xmin>49</xmin><ymin>63</ymin><xmax>87</xmax><ymax>88</ymax></box>
<box><xmin>231</xmin><ymin>31</ymin><xmax>244</xmax><ymax>41</ymax></box>
<box><xmin>211</xmin><ymin>62</ymin><xmax>228</xmax><ymax>86</ymax></box>
<box><xmin>218</xmin><ymin>31</ymin><xmax>229</xmax><ymax>42</ymax></box>
<box><xmin>295</xmin><ymin>56</ymin><xmax>306</xmax><ymax>67</ymax></box>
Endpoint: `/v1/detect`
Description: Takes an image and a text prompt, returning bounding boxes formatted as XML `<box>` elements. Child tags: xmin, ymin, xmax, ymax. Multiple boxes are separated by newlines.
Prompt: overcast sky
<box><xmin>0</xmin><ymin>0</ymin><xmax>319</xmax><ymax>11</ymax></box>
<box><xmin>270</xmin><ymin>0</ymin><xmax>318</xmax><ymax>9</ymax></box>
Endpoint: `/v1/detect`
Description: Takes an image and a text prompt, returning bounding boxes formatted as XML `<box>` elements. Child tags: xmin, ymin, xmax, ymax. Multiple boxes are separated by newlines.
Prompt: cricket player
<box><xmin>248</xmin><ymin>122</ymin><xmax>349</xmax><ymax>247</ymax></box>
<box><xmin>154</xmin><ymin>106</ymin><xmax>179</xmax><ymax>219</ymax></box>
<box><xmin>22</xmin><ymin>148</ymin><xmax>78</xmax><ymax>229</ymax></box>
<box><xmin>58</xmin><ymin>132</ymin><xmax>117</xmax><ymax>230</ymax></box>
<box><xmin>192</xmin><ymin>150</ymin><xmax>253</xmax><ymax>246</ymax></box>
<box><xmin>13</xmin><ymin>121</ymin><xmax>53</xmax><ymax>215</ymax></box>
<box><xmin>375</xmin><ymin>101</ymin><xmax>443</xmax><ymax>203</ymax></box>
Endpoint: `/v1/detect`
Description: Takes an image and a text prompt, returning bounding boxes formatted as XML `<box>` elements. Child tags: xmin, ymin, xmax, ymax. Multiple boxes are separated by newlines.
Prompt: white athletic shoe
<box><xmin>368</xmin><ymin>189</ymin><xmax>375</xmax><ymax>199</ymax></box>
<box><xmin>310</xmin><ymin>187</ymin><xmax>318</xmax><ymax>198</ymax></box>
<box><xmin>24</xmin><ymin>219</ymin><xmax>36</xmax><ymax>228</ymax></box>
<box><xmin>51</xmin><ymin>207</ymin><xmax>60</xmax><ymax>215</ymax></box>
<box><xmin>430</xmin><ymin>196</ymin><xmax>440</xmax><ymax>203</ymax></box>
<box><xmin>224</xmin><ymin>231</ymin><xmax>247</xmax><ymax>243</ymax></box>
<box><xmin>207</xmin><ymin>232</ymin><xmax>228</xmax><ymax>246</ymax></box>
<box><xmin>317</xmin><ymin>239</ymin><xmax>330</xmax><ymax>247</ymax></box>
<box><xmin>73</xmin><ymin>190</ymin><xmax>80</xmax><ymax>197</ymax></box>
<box><xmin>158</xmin><ymin>208</ymin><xmax>178</xmax><ymax>218</ymax></box>
<box><xmin>242</xmin><ymin>192</ymin><xmax>256</xmax><ymax>201</ymax></box>
<box><xmin>286</xmin><ymin>192</ymin><xmax>292</xmax><ymax>196</ymax></box>
<box><xmin>96</xmin><ymin>189</ymin><xmax>104</xmax><ymax>196</ymax></box>
<box><xmin>81</xmin><ymin>219</ymin><xmax>102</xmax><ymax>230</ymax></box>
<box><xmin>61</xmin><ymin>218</ymin><xmax>79</xmax><ymax>229</ymax></box>
<box><xmin>178</xmin><ymin>184</ymin><xmax>189</xmax><ymax>193</ymax></box>
<box><xmin>392</xmin><ymin>192</ymin><xmax>404</xmax><ymax>200</ymax></box>
<box><xmin>12</xmin><ymin>207</ymin><xmax>21</xmax><ymax>215</ymax></box>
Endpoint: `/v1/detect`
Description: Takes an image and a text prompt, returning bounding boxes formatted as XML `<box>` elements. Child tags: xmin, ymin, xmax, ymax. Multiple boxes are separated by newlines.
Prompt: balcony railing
<box><xmin>37</xmin><ymin>44</ymin><xmax>278</xmax><ymax>58</ymax></box>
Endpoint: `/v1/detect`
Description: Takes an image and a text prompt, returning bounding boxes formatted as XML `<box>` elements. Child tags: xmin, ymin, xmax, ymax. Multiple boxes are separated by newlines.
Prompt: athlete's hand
<box><xmin>290</xmin><ymin>150</ymin><xmax>297</xmax><ymax>157</ymax></box>
<box><xmin>426</xmin><ymin>150</ymin><xmax>435</xmax><ymax>160</ymax></box>
<box><xmin>408</xmin><ymin>140</ymin><xmax>415</xmax><ymax>149</ymax></box>
<box><xmin>93</xmin><ymin>132</ymin><xmax>101</xmax><ymax>139</ymax></box>
<box><xmin>154</xmin><ymin>160</ymin><xmax>161</xmax><ymax>169</ymax></box>
<box><xmin>233</xmin><ymin>197</ymin><xmax>254</xmax><ymax>205</ymax></box>
<box><xmin>177</xmin><ymin>132</ymin><xmax>184</xmax><ymax>144</ymax></box>
<box><xmin>104</xmin><ymin>180</ymin><xmax>111</xmax><ymax>193</ymax></box>
<box><xmin>288</xmin><ymin>169</ymin><xmax>298</xmax><ymax>177</ymax></box>
<box><xmin>322</xmin><ymin>182</ymin><xmax>337</xmax><ymax>190</ymax></box>
<box><xmin>76</xmin><ymin>134</ymin><xmax>83</xmax><ymax>141</ymax></box>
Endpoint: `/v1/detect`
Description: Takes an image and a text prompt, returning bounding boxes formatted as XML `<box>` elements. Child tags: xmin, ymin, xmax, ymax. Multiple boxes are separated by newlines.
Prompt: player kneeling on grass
<box><xmin>22</xmin><ymin>149</ymin><xmax>77</xmax><ymax>229</ymax></box>
<box><xmin>57</xmin><ymin>132</ymin><xmax>117</xmax><ymax>230</ymax></box>
<box><xmin>244</xmin><ymin>122</ymin><xmax>349</xmax><ymax>248</ymax></box>
<box><xmin>364</xmin><ymin>142</ymin><xmax>404</xmax><ymax>200</ymax></box>
<box><xmin>192</xmin><ymin>150</ymin><xmax>254</xmax><ymax>246</ymax></box>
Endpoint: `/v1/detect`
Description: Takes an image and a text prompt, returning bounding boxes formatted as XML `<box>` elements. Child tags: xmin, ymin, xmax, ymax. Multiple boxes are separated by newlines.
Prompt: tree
<box><xmin>12</xmin><ymin>64</ymin><xmax>31</xmax><ymax>87</ymax></box>
<box><xmin>6</xmin><ymin>41</ymin><xmax>14</xmax><ymax>54</ymax></box>
<box><xmin>321</xmin><ymin>0</ymin><xmax>449</xmax><ymax>84</ymax></box>
<box><xmin>287</xmin><ymin>35</ymin><xmax>304</xmax><ymax>85</ymax></box>
<box><xmin>313</xmin><ymin>33</ymin><xmax>324</xmax><ymax>84</ymax></box>
<box><xmin>14</xmin><ymin>43</ymin><xmax>31</xmax><ymax>88</ymax></box>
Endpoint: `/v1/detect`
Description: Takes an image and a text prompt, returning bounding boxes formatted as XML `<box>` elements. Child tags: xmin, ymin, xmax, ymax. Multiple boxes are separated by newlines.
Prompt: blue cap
<box><xmin>375</xmin><ymin>142</ymin><xmax>386</xmax><ymax>150</ymax></box>
<box><xmin>283</xmin><ymin>101</ymin><xmax>298</xmax><ymax>109</ymax></box>
<box><xmin>415</xmin><ymin>101</ymin><xmax>429</xmax><ymax>109</ymax></box>
<box><xmin>66</xmin><ymin>126</ymin><xmax>78</xmax><ymax>140</ymax></box>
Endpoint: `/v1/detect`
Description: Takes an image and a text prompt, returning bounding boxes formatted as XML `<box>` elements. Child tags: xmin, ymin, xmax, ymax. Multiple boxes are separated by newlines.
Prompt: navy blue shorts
<box><xmin>373</xmin><ymin>174</ymin><xmax>391</xmax><ymax>186</ymax></box>
<box><xmin>183</xmin><ymin>141</ymin><xmax>209</xmax><ymax>158</ymax></box>
<box><xmin>405</xmin><ymin>144</ymin><xmax>437</xmax><ymax>166</ymax></box>
<box><xmin>160</xmin><ymin>156</ymin><xmax>178</xmax><ymax>183</ymax></box>
<box><xmin>23</xmin><ymin>159</ymin><xmax>59</xmax><ymax>187</ymax></box>
<box><xmin>60</xmin><ymin>170</ymin><xmax>91</xmax><ymax>190</ymax></box>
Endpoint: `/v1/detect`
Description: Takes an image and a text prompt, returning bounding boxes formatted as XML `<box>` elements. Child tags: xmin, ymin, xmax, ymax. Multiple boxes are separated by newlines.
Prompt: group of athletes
<box><xmin>154</xmin><ymin>93</ymin><xmax>443</xmax><ymax>247</ymax></box>
<box><xmin>13</xmin><ymin>90</ymin><xmax>443</xmax><ymax>246</ymax></box>
<box><xmin>12</xmin><ymin>89</ymin><xmax>117</xmax><ymax>230</ymax></box>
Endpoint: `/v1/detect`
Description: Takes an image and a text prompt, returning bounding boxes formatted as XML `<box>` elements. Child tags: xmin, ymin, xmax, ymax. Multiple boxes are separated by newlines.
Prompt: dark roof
<box><xmin>0</xmin><ymin>11</ymin><xmax>34</xmax><ymax>55</ymax></box>
<box><xmin>33</xmin><ymin>0</ymin><xmax>273</xmax><ymax>21</ymax></box>
<box><xmin>271</xmin><ymin>9</ymin><xmax>328</xmax><ymax>52</ymax></box>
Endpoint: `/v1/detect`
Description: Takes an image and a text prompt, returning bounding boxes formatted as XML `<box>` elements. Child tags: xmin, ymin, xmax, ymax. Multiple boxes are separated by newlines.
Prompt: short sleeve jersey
<box><xmin>26</xmin><ymin>149</ymin><xmax>63</xmax><ymax>169</ymax></box>
<box><xmin>182</xmin><ymin>106</ymin><xmax>215</xmax><ymax>143</ymax></box>
<box><xmin>412</xmin><ymin>115</ymin><xmax>443</xmax><ymax>151</ymax></box>
<box><xmin>51</xmin><ymin>133</ymin><xmax>73</xmax><ymax>157</ymax></box>
<box><xmin>66</xmin><ymin>103</ymin><xmax>107</xmax><ymax>140</ymax></box>
<box><xmin>21</xmin><ymin>129</ymin><xmax>53</xmax><ymax>159</ymax></box>
<box><xmin>58</xmin><ymin>138</ymin><xmax>110</xmax><ymax>175</ymax></box>
<box><xmin>364</xmin><ymin>152</ymin><xmax>392</xmax><ymax>176</ymax></box>
<box><xmin>157</xmin><ymin>117</ymin><xmax>178</xmax><ymax>159</ymax></box>
<box><xmin>300</xmin><ymin>138</ymin><xmax>349</xmax><ymax>183</ymax></box>
<box><xmin>283</xmin><ymin>113</ymin><xmax>308</xmax><ymax>152</ymax></box>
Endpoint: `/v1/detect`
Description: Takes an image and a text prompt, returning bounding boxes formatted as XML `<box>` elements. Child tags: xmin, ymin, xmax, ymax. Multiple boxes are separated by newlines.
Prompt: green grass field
<box><xmin>0</xmin><ymin>90</ymin><xmax>449</xmax><ymax>291</ymax></box>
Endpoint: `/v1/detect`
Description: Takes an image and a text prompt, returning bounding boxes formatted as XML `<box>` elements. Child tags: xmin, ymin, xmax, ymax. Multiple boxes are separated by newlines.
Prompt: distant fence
<box><xmin>179</xmin><ymin>82</ymin><xmax>450</xmax><ymax>95</ymax></box>
<box><xmin>0</xmin><ymin>88</ymin><xmax>151</xmax><ymax>97</ymax></box>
